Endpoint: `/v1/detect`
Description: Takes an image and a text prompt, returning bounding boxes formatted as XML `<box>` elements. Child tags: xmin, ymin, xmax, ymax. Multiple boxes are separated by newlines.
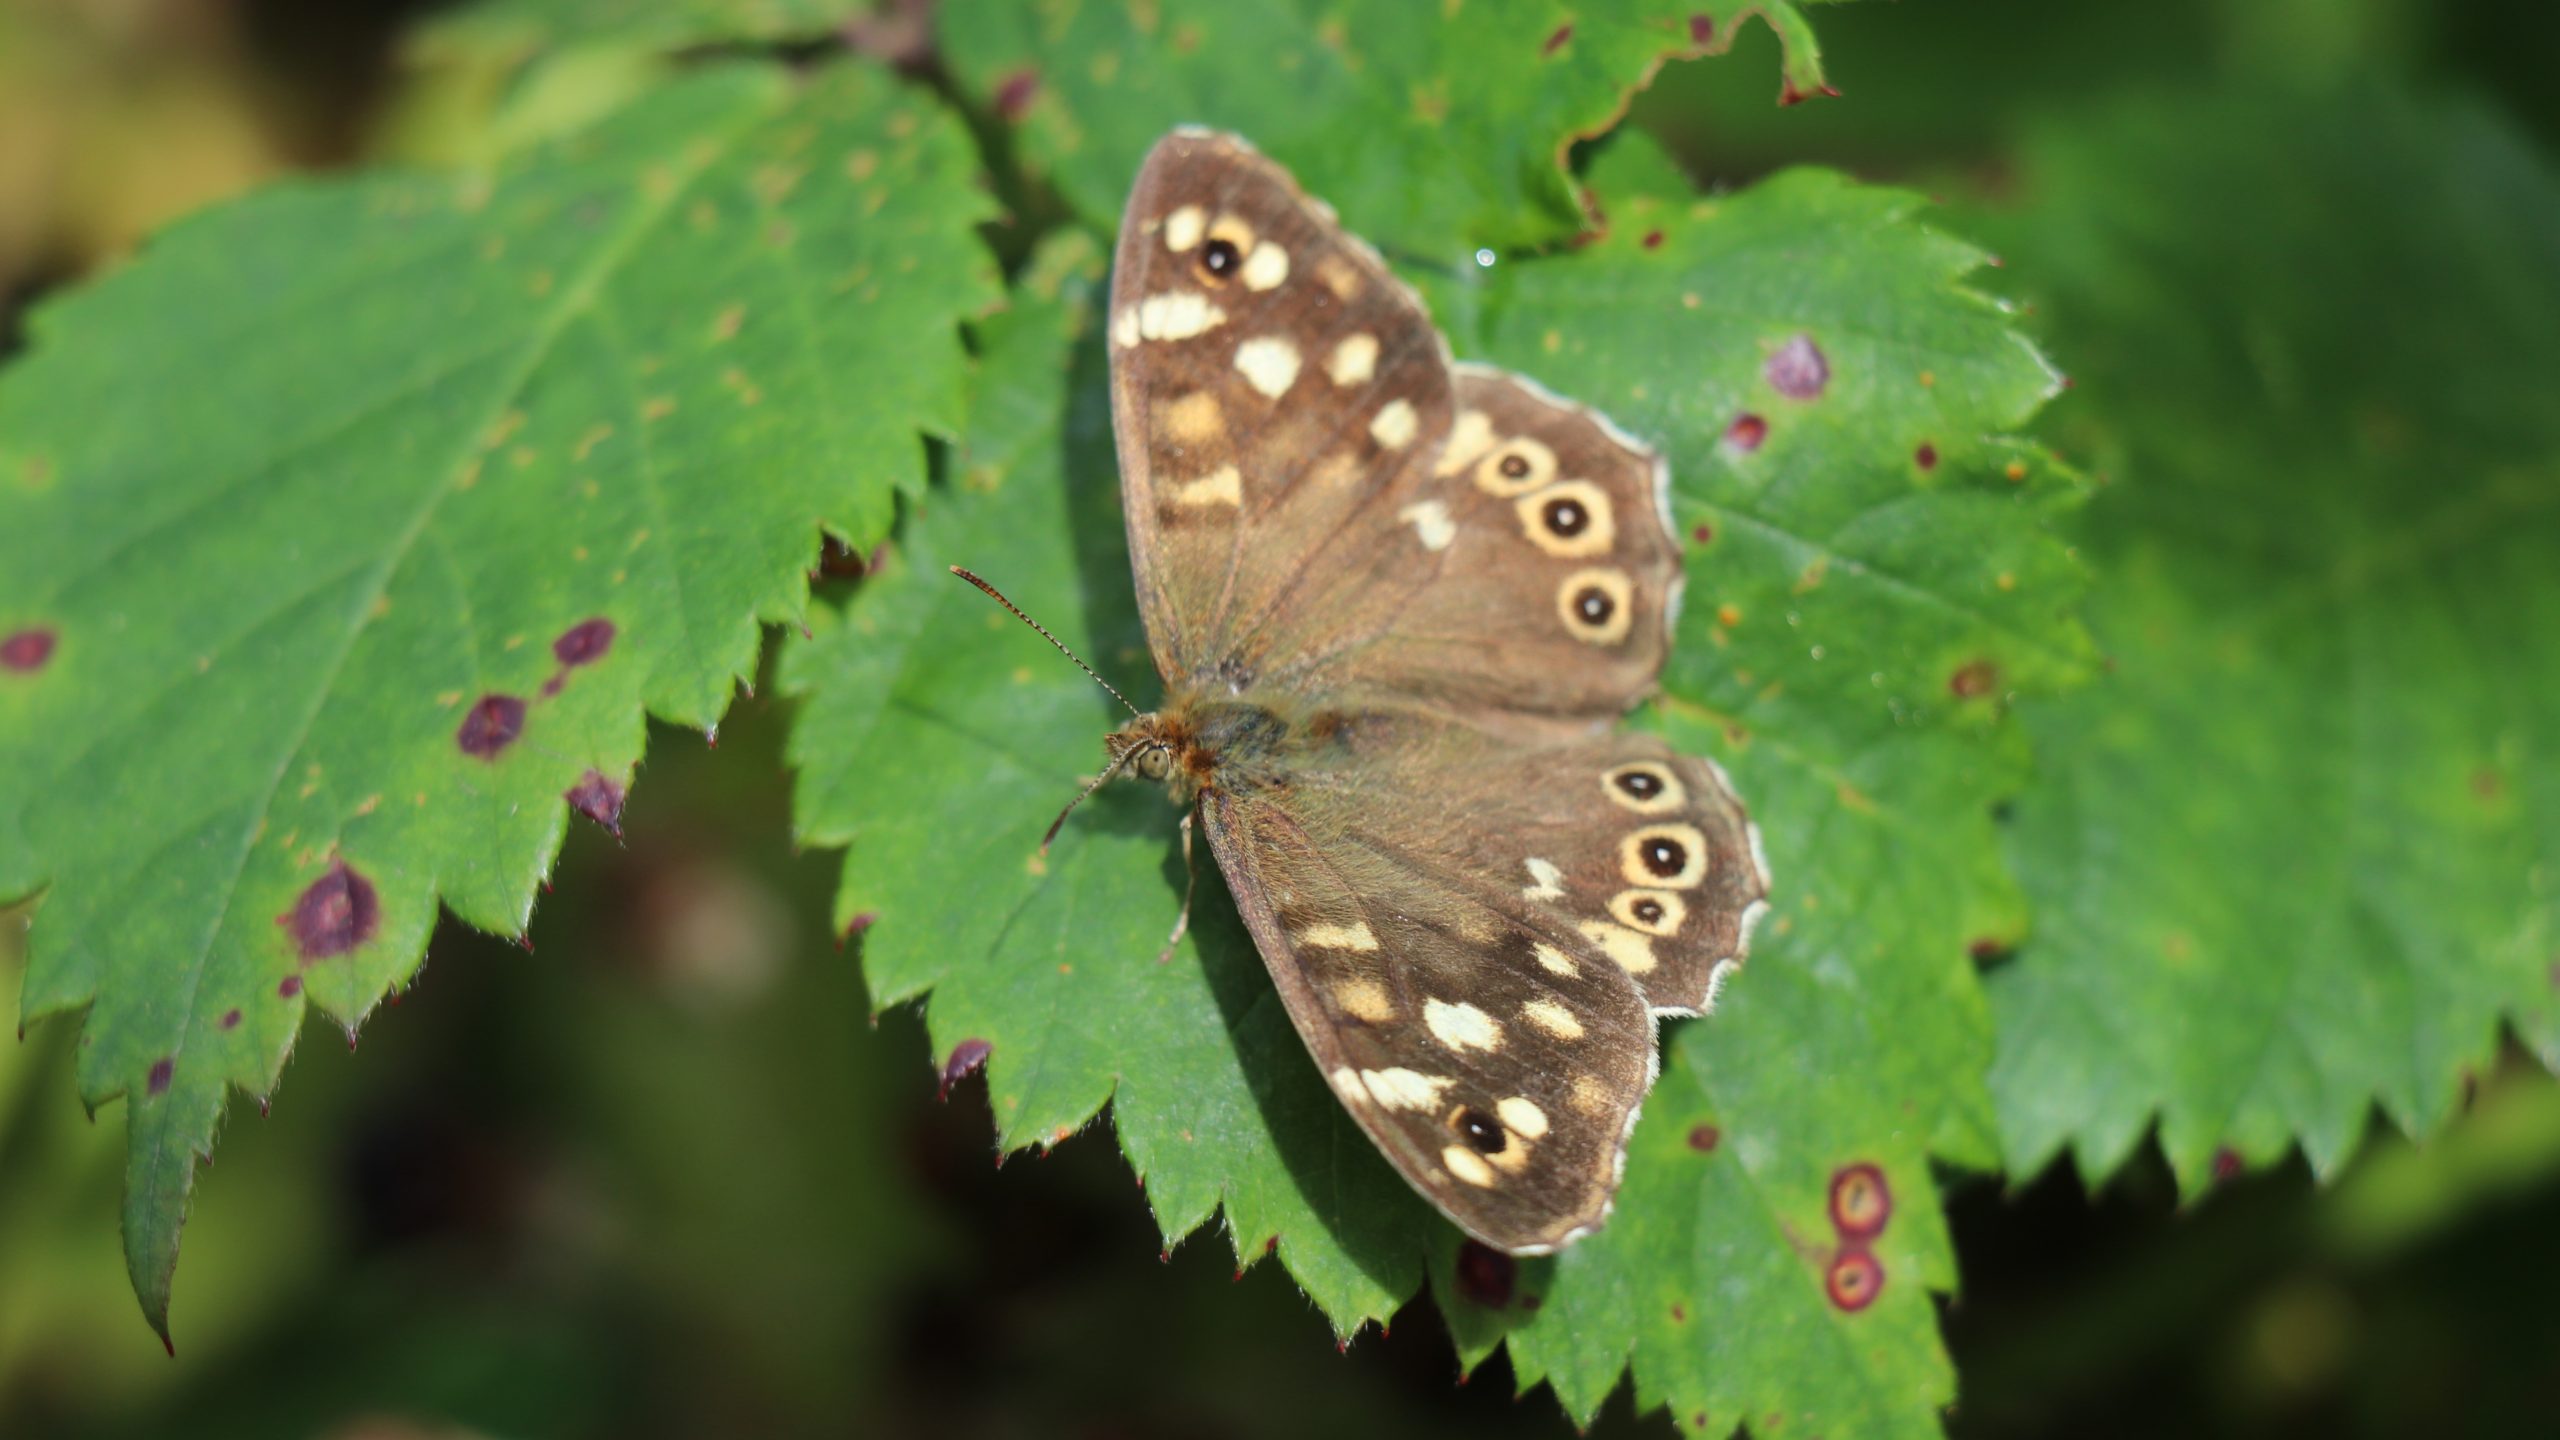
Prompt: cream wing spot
<box><xmin>1522</xmin><ymin>999</ymin><xmax>1585</xmax><ymax>1040</ymax></box>
<box><xmin>1362</xmin><ymin>1068</ymin><xmax>1455</xmax><ymax>1111</ymax></box>
<box><xmin>1241</xmin><ymin>241</ymin><xmax>1290</xmax><ymax>290</ymax></box>
<box><xmin>1497</xmin><ymin>1097</ymin><xmax>1550</xmax><ymax>1140</ymax></box>
<box><xmin>1171</xmin><ymin>465</ymin><xmax>1242</xmax><ymax>507</ymax></box>
<box><xmin>1437</xmin><ymin>409</ymin><xmax>1498</xmax><ymax>477</ymax></box>
<box><xmin>1234</xmin><ymin>336</ymin><xmax>1301</xmax><ymax>398</ymax></box>
<box><xmin>1397</xmin><ymin>499</ymin><xmax>1456</xmax><ymax>551</ymax></box>
<box><xmin>1520</xmin><ymin>856</ymin><xmax>1565</xmax><ymax>901</ymax></box>
<box><xmin>1326</xmin><ymin>333</ymin><xmax>1379</xmax><ymax>386</ymax></box>
<box><xmin>1424</xmin><ymin>998</ymin><xmax>1503</xmax><ymax>1052</ymax></box>
<box><xmin>1315</xmin><ymin>253</ymin><xmax>1363</xmax><ymax>299</ymax></box>
<box><xmin>1328</xmin><ymin>1066</ymin><xmax>1365</xmax><ymax>1103</ymax></box>
<box><xmin>1333</xmin><ymin>977</ymin><xmax>1394</xmax><ymax>1022</ymax></box>
<box><xmin>1569</xmin><ymin>1075</ymin><xmax>1615</xmax><ymax>1115</ymax></box>
<box><xmin>1442</xmin><ymin>1145</ymin><xmax>1499</xmax><ymax>1187</ymax></box>
<box><xmin>1620</xmin><ymin>823</ymin><xmax>1710</xmax><ymax>888</ymax></box>
<box><xmin>1135</xmin><ymin>290</ymin><xmax>1227</xmax><ymax>342</ymax></box>
<box><xmin>1533</xmin><ymin>942</ymin><xmax>1579</xmax><ymax>978</ymax></box>
<box><xmin>1369</xmin><ymin>398</ymin><xmax>1419</xmax><ymax>450</ymax></box>
<box><xmin>1110</xmin><ymin>306</ymin><xmax>1140</xmax><ymax>348</ymax></box>
<box><xmin>1297</xmin><ymin>920</ymin><xmax>1378</xmax><ymax>950</ymax></box>
<box><xmin>1163</xmin><ymin>205</ymin><xmax>1206</xmax><ymax>253</ymax></box>
<box><xmin>1158</xmin><ymin>390</ymin><xmax>1224</xmax><ymax>445</ymax></box>
<box><xmin>1579</xmin><ymin>918</ymin><xmax>1659</xmax><ymax>975</ymax></box>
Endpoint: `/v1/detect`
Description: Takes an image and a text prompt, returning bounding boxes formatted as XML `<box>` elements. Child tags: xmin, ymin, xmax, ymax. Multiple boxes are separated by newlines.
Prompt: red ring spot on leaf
<box><xmin>2212</xmin><ymin>1146</ymin><xmax>2244</xmax><ymax>1181</ymax></box>
<box><xmin>147</xmin><ymin>1057</ymin><xmax>174</xmax><ymax>1097</ymax></box>
<box><xmin>1690</xmin><ymin>522</ymin><xmax>1715</xmax><ymax>546</ymax></box>
<box><xmin>1825</xmin><ymin>1249</ymin><xmax>1883</xmax><ymax>1311</ymax></box>
<box><xmin>2</xmin><ymin>627</ymin><xmax>56</xmax><ymax>672</ymax></box>
<box><xmin>1454</xmin><ymin>1240</ymin><xmax>1515</xmax><ymax>1309</ymax></box>
<box><xmin>1829</xmin><ymin>1162</ymin><xmax>1892</xmax><ymax>1239</ymax></box>
<box><xmin>994</xmin><ymin>67</ymin><xmax>1039</xmax><ymax>122</ymax></box>
<box><xmin>278</xmin><ymin>860</ymin><xmax>379</xmax><ymax>960</ymax></box>
<box><xmin>1948</xmin><ymin>659</ymin><xmax>2000</xmax><ymax>699</ymax></box>
<box><xmin>1541</xmin><ymin>22</ymin><xmax>1573</xmax><ymax>55</ymax></box>
<box><xmin>552</xmin><ymin>617</ymin><xmax>616</xmax><ymax>668</ymax></box>
<box><xmin>1765</xmin><ymin>335</ymin><xmax>1830</xmax><ymax>398</ymax></box>
<box><xmin>1687</xmin><ymin>1123</ymin><xmax>1721</xmax><ymax>1153</ymax></box>
<box><xmin>1723</xmin><ymin>414</ymin><xmax>1768</xmax><ymax>452</ymax></box>
<box><xmin>566</xmin><ymin>770</ymin><xmax>626</xmax><ymax>837</ymax></box>
<box><xmin>939</xmin><ymin>1037</ymin><xmax>991</xmax><ymax>1100</ymax></box>
<box><xmin>278</xmin><ymin>975</ymin><xmax>303</xmax><ymax>999</ymax></box>
<box><xmin>219</xmin><ymin>1009</ymin><xmax>242</xmax><ymax>1031</ymax></box>
<box><xmin>456</xmin><ymin>694</ymin><xmax>528</xmax><ymax>757</ymax></box>
<box><xmin>1915</xmin><ymin>442</ymin><xmax>1938</xmax><ymax>470</ymax></box>
<box><xmin>1642</xmin><ymin>229</ymin><xmax>1665</xmax><ymax>250</ymax></box>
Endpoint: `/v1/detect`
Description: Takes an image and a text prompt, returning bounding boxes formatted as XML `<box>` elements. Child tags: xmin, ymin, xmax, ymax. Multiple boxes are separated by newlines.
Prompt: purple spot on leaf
<box><xmin>1541</xmin><ymin>22</ymin><xmax>1573</xmax><ymax>55</ymax></box>
<box><xmin>1915</xmin><ymin>442</ymin><xmax>1938</xmax><ymax>470</ymax></box>
<box><xmin>2212</xmin><ymin>1146</ymin><xmax>2244</xmax><ymax>1181</ymax></box>
<box><xmin>1826</xmin><ymin>1250</ymin><xmax>1882</xmax><ymax>1311</ymax></box>
<box><xmin>566</xmin><ymin>770</ymin><xmax>626</xmax><ymax>836</ymax></box>
<box><xmin>147</xmin><ymin>1057</ymin><xmax>173</xmax><ymax>1096</ymax></box>
<box><xmin>278</xmin><ymin>861</ymin><xmax>379</xmax><ymax>960</ymax></box>
<box><xmin>1454</xmin><ymin>1240</ymin><xmax>1515</xmax><ymax>1308</ymax></box>
<box><xmin>2</xmin><ymin>627</ymin><xmax>55</xmax><ymax>672</ymax></box>
<box><xmin>1723</xmin><ymin>413</ymin><xmax>1768</xmax><ymax>452</ymax></box>
<box><xmin>939</xmin><ymin>1037</ymin><xmax>991</xmax><ymax>1100</ymax></box>
<box><xmin>219</xmin><ymin>1009</ymin><xmax>242</xmax><ymax>1031</ymax></box>
<box><xmin>278</xmin><ymin>975</ymin><xmax>303</xmax><ymax>999</ymax></box>
<box><xmin>994</xmin><ymin>68</ymin><xmax>1039</xmax><ymax>122</ymax></box>
<box><xmin>1765</xmin><ymin>335</ymin><xmax>1830</xmax><ymax>398</ymax></box>
<box><xmin>457</xmin><ymin>694</ymin><xmax>527</xmax><ymax>757</ymax></box>
<box><xmin>1641</xmin><ymin>229</ymin><xmax>1664</xmax><ymax>250</ymax></box>
<box><xmin>1687</xmin><ymin>1123</ymin><xmax>1721</xmax><ymax>1153</ymax></box>
<box><xmin>1688</xmin><ymin>15</ymin><xmax>1715</xmax><ymax>44</ymax></box>
<box><xmin>552</xmin><ymin>617</ymin><xmax>615</xmax><ymax>667</ymax></box>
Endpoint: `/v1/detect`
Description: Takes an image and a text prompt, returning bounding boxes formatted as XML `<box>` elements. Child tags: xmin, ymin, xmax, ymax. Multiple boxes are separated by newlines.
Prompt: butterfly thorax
<box><xmin>1108</xmin><ymin>688</ymin><xmax>1349</xmax><ymax>806</ymax></box>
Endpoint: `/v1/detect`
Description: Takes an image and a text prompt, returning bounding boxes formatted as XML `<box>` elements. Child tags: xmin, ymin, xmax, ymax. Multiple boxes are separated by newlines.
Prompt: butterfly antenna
<box><xmin>1039</xmin><ymin>741</ymin><xmax>1156</xmax><ymax>855</ymax></box>
<box><xmin>949</xmin><ymin>567</ymin><xmax>1140</xmax><ymax>718</ymax></box>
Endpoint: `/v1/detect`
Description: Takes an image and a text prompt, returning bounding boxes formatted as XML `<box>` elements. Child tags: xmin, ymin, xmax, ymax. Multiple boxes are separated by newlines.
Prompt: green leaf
<box><xmin>939</xmin><ymin>0</ymin><xmax>1855</xmax><ymax>262</ymax></box>
<box><xmin>1977</xmin><ymin>87</ymin><xmax>2560</xmax><ymax>1192</ymax></box>
<box><xmin>785</xmin><ymin>125</ymin><xmax>2084</xmax><ymax>1433</ymax></box>
<box><xmin>415</xmin><ymin>0</ymin><xmax>873</xmax><ymax>64</ymax></box>
<box><xmin>0</xmin><ymin>62</ymin><xmax>1000</xmax><ymax>1339</ymax></box>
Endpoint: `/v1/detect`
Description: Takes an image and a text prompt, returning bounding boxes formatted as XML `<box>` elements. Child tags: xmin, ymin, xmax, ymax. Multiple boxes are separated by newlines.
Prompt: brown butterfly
<box><xmin>1017</xmin><ymin>131</ymin><xmax>1769</xmax><ymax>1254</ymax></box>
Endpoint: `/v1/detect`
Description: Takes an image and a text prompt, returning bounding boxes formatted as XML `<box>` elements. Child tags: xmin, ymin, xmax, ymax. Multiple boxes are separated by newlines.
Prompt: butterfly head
<box><xmin>1105</xmin><ymin>710</ymin><xmax>1199</xmax><ymax>796</ymax></box>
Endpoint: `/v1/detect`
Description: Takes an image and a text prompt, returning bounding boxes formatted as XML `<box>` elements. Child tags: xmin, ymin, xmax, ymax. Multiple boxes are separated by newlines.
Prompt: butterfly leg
<box><xmin>1156</xmin><ymin>808</ymin><xmax>1198</xmax><ymax>964</ymax></box>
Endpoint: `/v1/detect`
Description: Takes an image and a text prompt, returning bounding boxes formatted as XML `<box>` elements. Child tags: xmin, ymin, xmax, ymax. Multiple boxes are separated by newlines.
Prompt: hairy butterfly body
<box><xmin>1099</xmin><ymin>131</ymin><xmax>1768</xmax><ymax>1253</ymax></box>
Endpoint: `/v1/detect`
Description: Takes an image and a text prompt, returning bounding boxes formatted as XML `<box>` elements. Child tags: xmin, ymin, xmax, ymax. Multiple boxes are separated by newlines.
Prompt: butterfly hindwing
<box><xmin>1200</xmin><ymin>777</ymin><xmax>1654</xmax><ymax>1253</ymax></box>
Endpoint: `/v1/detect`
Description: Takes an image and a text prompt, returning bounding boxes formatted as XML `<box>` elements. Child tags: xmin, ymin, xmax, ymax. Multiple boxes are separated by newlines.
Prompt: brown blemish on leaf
<box><xmin>2</xmin><ymin>627</ymin><xmax>56</xmax><ymax>672</ymax></box>
<box><xmin>1948</xmin><ymin>659</ymin><xmax>2000</xmax><ymax>699</ymax></box>
<box><xmin>1765</xmin><ymin>335</ymin><xmax>1829</xmax><ymax>398</ymax></box>
<box><xmin>1829</xmin><ymin>1163</ymin><xmax>1892</xmax><ymax>1239</ymax></box>
<box><xmin>1824</xmin><ymin>1248</ymin><xmax>1882</xmax><ymax>1311</ymax></box>
<box><xmin>1915</xmin><ymin>442</ymin><xmax>1939</xmax><ymax>470</ymax></box>
<box><xmin>456</xmin><ymin>694</ymin><xmax>528</xmax><ymax>757</ymax></box>
<box><xmin>278</xmin><ymin>974</ymin><xmax>303</xmax><ymax>999</ymax></box>
<box><xmin>1541</xmin><ymin>22</ymin><xmax>1573</xmax><ymax>55</ymax></box>
<box><xmin>1454</xmin><ymin>1240</ymin><xmax>1516</xmax><ymax>1308</ymax></box>
<box><xmin>2005</xmin><ymin>460</ymin><xmax>2029</xmax><ymax>481</ymax></box>
<box><xmin>994</xmin><ymin>67</ymin><xmax>1039</xmax><ymax>121</ymax></box>
<box><xmin>1723</xmin><ymin>413</ymin><xmax>1768</xmax><ymax>451</ymax></box>
<box><xmin>219</xmin><ymin>1009</ymin><xmax>242</xmax><ymax>1031</ymax></box>
<box><xmin>939</xmin><ymin>1038</ymin><xmax>991</xmax><ymax>1100</ymax></box>
<box><xmin>2212</xmin><ymin>1146</ymin><xmax>2244</xmax><ymax>1181</ymax></box>
<box><xmin>1687</xmin><ymin>1123</ymin><xmax>1721</xmax><ymax>1152</ymax></box>
<box><xmin>1691</xmin><ymin>522</ymin><xmax>1714</xmax><ymax>546</ymax></box>
<box><xmin>1642</xmin><ymin>229</ymin><xmax>1665</xmax><ymax>250</ymax></box>
<box><xmin>2470</xmin><ymin>767</ymin><xmax>2504</xmax><ymax>801</ymax></box>
<box><xmin>566</xmin><ymin>771</ymin><xmax>626</xmax><ymax>837</ymax></box>
<box><xmin>147</xmin><ymin>1058</ymin><xmax>174</xmax><ymax>1097</ymax></box>
<box><xmin>1688</xmin><ymin>15</ymin><xmax>1715</xmax><ymax>44</ymax></box>
<box><xmin>278</xmin><ymin>860</ymin><xmax>379</xmax><ymax>960</ymax></box>
<box><xmin>552</xmin><ymin>618</ymin><xmax>616</xmax><ymax>668</ymax></box>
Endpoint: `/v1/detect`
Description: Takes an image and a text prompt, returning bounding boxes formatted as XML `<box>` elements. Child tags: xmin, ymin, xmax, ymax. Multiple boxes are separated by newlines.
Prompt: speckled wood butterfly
<box><xmin>1050</xmin><ymin>132</ymin><xmax>1767</xmax><ymax>1253</ymax></box>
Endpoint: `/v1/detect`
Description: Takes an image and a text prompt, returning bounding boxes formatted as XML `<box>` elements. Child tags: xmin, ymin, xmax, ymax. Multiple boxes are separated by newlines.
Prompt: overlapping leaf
<box><xmin>785</xmin><ymin>123</ymin><xmax>2084</xmax><ymax>1432</ymax></box>
<box><xmin>1978</xmin><ymin>88</ymin><xmax>2560</xmax><ymax>1192</ymax></box>
<box><xmin>415</xmin><ymin>0</ymin><xmax>873</xmax><ymax>64</ymax></box>
<box><xmin>0</xmin><ymin>62</ymin><xmax>1000</xmax><ymax>1338</ymax></box>
<box><xmin>938</xmin><ymin>0</ymin><xmax>1855</xmax><ymax>262</ymax></box>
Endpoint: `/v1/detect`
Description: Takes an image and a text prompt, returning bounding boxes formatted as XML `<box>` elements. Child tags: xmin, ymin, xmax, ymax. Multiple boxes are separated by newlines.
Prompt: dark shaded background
<box><xmin>5</xmin><ymin>1</ymin><xmax>2558</xmax><ymax>1436</ymax></box>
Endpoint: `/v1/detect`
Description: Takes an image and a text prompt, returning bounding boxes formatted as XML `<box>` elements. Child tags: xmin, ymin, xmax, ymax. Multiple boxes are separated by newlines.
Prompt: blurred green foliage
<box><xmin>4</xmin><ymin>0</ymin><xmax>2558</xmax><ymax>1437</ymax></box>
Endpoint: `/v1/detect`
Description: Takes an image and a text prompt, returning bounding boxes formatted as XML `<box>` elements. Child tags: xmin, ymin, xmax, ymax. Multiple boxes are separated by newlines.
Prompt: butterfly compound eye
<box><xmin>1454</xmin><ymin>1107</ymin><xmax>1508</xmax><ymax>1154</ymax></box>
<box><xmin>1200</xmin><ymin>238</ymin><xmax>1241</xmax><ymax>279</ymax></box>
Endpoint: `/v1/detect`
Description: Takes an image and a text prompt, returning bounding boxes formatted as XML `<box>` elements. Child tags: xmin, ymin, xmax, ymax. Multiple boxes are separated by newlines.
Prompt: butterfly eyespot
<box><xmin>1474</xmin><ymin>436</ymin><xmax>1557</xmax><ymax>496</ymax></box>
<box><xmin>1610</xmin><ymin>888</ymin><xmax>1686</xmax><ymax>936</ymax></box>
<box><xmin>1199</xmin><ymin>237</ymin><xmax>1242</xmax><ymax>279</ymax></box>
<box><xmin>1454</xmin><ymin>1106</ymin><xmax>1509</xmax><ymax>1154</ymax></box>
<box><xmin>1620</xmin><ymin>824</ymin><xmax>1710</xmax><ymax>888</ymax></box>
<box><xmin>1603</xmin><ymin>762</ymin><xmax>1685</xmax><ymax>813</ymax></box>
<box><xmin>1515</xmin><ymin>479</ymin><xmax>1615</xmax><ymax>557</ymax></box>
<box><xmin>1557</xmin><ymin>568</ymin><xmax>1635</xmax><ymax>644</ymax></box>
